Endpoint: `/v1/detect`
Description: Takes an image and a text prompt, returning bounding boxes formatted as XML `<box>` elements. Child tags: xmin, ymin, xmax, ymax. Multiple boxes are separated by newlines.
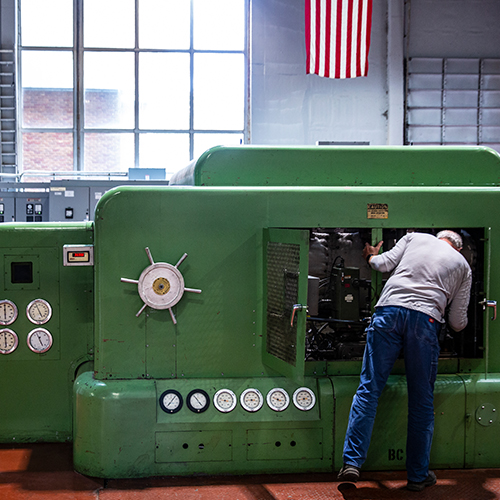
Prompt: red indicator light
<box><xmin>73</xmin><ymin>252</ymin><xmax>85</xmax><ymax>258</ymax></box>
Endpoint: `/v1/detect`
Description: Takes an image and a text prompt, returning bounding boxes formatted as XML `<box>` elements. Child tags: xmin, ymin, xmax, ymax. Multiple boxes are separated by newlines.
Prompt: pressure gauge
<box><xmin>159</xmin><ymin>390</ymin><xmax>183</xmax><ymax>414</ymax></box>
<box><xmin>213</xmin><ymin>389</ymin><xmax>237</xmax><ymax>413</ymax></box>
<box><xmin>293</xmin><ymin>387</ymin><xmax>316</xmax><ymax>411</ymax></box>
<box><xmin>186</xmin><ymin>389</ymin><xmax>210</xmax><ymax>413</ymax></box>
<box><xmin>266</xmin><ymin>388</ymin><xmax>290</xmax><ymax>412</ymax></box>
<box><xmin>240</xmin><ymin>388</ymin><xmax>264</xmax><ymax>412</ymax></box>
<box><xmin>26</xmin><ymin>299</ymin><xmax>52</xmax><ymax>325</ymax></box>
<box><xmin>27</xmin><ymin>328</ymin><xmax>53</xmax><ymax>354</ymax></box>
<box><xmin>0</xmin><ymin>328</ymin><xmax>18</xmax><ymax>354</ymax></box>
<box><xmin>0</xmin><ymin>300</ymin><xmax>17</xmax><ymax>325</ymax></box>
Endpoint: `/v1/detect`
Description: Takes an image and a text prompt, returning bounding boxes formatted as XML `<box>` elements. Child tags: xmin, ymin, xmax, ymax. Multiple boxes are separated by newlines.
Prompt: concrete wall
<box><xmin>250</xmin><ymin>0</ymin><xmax>396</xmax><ymax>146</ymax></box>
<box><xmin>250</xmin><ymin>0</ymin><xmax>500</xmax><ymax>147</ymax></box>
<box><xmin>408</xmin><ymin>0</ymin><xmax>500</xmax><ymax>58</ymax></box>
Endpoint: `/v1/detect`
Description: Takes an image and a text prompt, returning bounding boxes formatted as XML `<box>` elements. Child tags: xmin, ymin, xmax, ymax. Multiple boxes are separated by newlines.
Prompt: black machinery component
<box><xmin>306</xmin><ymin>228</ymin><xmax>484</xmax><ymax>361</ymax></box>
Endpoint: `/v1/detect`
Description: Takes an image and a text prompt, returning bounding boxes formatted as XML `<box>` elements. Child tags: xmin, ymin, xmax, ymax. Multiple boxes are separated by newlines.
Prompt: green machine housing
<box><xmin>1</xmin><ymin>146</ymin><xmax>500</xmax><ymax>478</ymax></box>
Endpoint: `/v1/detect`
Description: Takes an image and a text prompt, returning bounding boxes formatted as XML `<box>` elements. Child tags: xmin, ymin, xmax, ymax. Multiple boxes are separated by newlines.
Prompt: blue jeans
<box><xmin>342</xmin><ymin>306</ymin><xmax>441</xmax><ymax>482</ymax></box>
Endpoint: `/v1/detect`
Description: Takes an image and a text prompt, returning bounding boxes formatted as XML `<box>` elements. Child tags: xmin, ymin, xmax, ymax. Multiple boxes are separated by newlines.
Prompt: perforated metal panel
<box><xmin>406</xmin><ymin>58</ymin><xmax>500</xmax><ymax>153</ymax></box>
<box><xmin>266</xmin><ymin>241</ymin><xmax>300</xmax><ymax>366</ymax></box>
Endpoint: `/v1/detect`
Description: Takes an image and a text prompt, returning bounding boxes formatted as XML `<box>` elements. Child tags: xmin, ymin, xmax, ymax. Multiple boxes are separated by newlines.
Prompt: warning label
<box><xmin>367</xmin><ymin>203</ymin><xmax>388</xmax><ymax>219</ymax></box>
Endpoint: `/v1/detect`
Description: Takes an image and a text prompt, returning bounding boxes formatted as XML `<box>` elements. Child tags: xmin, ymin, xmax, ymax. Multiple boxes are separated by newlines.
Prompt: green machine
<box><xmin>1</xmin><ymin>146</ymin><xmax>500</xmax><ymax>478</ymax></box>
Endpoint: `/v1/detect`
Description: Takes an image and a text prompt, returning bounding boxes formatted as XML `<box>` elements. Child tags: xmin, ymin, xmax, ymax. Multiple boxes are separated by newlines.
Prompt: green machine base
<box><xmin>74</xmin><ymin>372</ymin><xmax>334</xmax><ymax>478</ymax></box>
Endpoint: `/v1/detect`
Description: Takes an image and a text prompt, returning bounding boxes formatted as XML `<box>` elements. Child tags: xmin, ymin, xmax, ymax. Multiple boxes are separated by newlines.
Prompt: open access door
<box><xmin>263</xmin><ymin>228</ymin><xmax>309</xmax><ymax>381</ymax></box>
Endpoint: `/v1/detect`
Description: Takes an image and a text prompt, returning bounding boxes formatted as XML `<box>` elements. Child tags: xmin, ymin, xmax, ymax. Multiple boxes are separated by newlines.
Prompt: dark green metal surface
<box><xmin>0</xmin><ymin>222</ymin><xmax>93</xmax><ymax>442</ymax></box>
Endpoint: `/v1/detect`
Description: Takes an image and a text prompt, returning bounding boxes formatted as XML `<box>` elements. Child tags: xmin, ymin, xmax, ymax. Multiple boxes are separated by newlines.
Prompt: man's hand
<box><xmin>362</xmin><ymin>241</ymin><xmax>383</xmax><ymax>260</ymax></box>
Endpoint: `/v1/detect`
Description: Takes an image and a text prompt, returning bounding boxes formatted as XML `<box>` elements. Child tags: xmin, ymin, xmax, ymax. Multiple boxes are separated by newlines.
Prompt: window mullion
<box><xmin>75</xmin><ymin>0</ymin><xmax>84</xmax><ymax>171</ymax></box>
<box><xmin>134</xmin><ymin>0</ymin><xmax>139</xmax><ymax>167</ymax></box>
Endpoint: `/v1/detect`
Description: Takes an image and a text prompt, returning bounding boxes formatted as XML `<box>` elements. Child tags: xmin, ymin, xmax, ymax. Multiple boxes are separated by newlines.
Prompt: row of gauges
<box><xmin>159</xmin><ymin>387</ymin><xmax>316</xmax><ymax>414</ymax></box>
<box><xmin>0</xmin><ymin>327</ymin><xmax>53</xmax><ymax>354</ymax></box>
<box><xmin>0</xmin><ymin>298</ymin><xmax>52</xmax><ymax>325</ymax></box>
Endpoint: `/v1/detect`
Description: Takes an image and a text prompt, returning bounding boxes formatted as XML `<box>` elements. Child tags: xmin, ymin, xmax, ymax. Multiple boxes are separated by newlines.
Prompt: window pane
<box><xmin>139</xmin><ymin>0</ymin><xmax>190</xmax><ymax>49</ymax></box>
<box><xmin>84</xmin><ymin>133</ymin><xmax>134</xmax><ymax>171</ymax></box>
<box><xmin>22</xmin><ymin>132</ymin><xmax>73</xmax><ymax>172</ymax></box>
<box><xmin>21</xmin><ymin>0</ymin><xmax>73</xmax><ymax>47</ymax></box>
<box><xmin>194</xmin><ymin>53</ymin><xmax>244</xmax><ymax>130</ymax></box>
<box><xmin>193</xmin><ymin>0</ymin><xmax>245</xmax><ymax>50</ymax></box>
<box><xmin>194</xmin><ymin>133</ymin><xmax>243</xmax><ymax>159</ymax></box>
<box><xmin>84</xmin><ymin>52</ymin><xmax>135</xmax><ymax>129</ymax></box>
<box><xmin>22</xmin><ymin>51</ymin><xmax>73</xmax><ymax>128</ymax></box>
<box><xmin>139</xmin><ymin>133</ymin><xmax>190</xmax><ymax>174</ymax></box>
<box><xmin>84</xmin><ymin>0</ymin><xmax>135</xmax><ymax>48</ymax></box>
<box><xmin>139</xmin><ymin>53</ymin><xmax>190</xmax><ymax>130</ymax></box>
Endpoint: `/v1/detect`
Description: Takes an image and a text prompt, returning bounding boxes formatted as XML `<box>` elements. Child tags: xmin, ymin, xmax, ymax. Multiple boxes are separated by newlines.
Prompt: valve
<box><xmin>121</xmin><ymin>247</ymin><xmax>201</xmax><ymax>324</ymax></box>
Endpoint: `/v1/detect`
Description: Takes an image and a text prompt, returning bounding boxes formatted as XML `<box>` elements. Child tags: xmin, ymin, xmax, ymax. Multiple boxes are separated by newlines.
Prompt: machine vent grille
<box><xmin>266</xmin><ymin>241</ymin><xmax>300</xmax><ymax>366</ymax></box>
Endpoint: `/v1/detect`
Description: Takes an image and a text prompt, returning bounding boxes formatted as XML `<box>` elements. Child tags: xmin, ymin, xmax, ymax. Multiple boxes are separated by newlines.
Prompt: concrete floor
<box><xmin>1</xmin><ymin>443</ymin><xmax>500</xmax><ymax>499</ymax></box>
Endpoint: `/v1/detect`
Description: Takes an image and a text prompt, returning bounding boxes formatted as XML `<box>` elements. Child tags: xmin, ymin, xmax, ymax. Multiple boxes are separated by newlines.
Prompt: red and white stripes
<box><xmin>305</xmin><ymin>0</ymin><xmax>373</xmax><ymax>79</ymax></box>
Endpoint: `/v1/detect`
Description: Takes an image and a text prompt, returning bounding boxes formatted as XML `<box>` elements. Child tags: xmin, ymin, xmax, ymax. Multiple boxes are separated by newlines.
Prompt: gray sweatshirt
<box><xmin>370</xmin><ymin>232</ymin><xmax>472</xmax><ymax>331</ymax></box>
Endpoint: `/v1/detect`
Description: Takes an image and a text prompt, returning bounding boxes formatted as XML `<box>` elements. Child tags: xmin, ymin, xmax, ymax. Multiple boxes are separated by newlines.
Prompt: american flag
<box><xmin>305</xmin><ymin>0</ymin><xmax>373</xmax><ymax>79</ymax></box>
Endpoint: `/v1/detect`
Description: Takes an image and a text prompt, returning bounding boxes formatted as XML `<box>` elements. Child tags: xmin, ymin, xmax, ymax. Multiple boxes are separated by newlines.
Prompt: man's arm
<box><xmin>364</xmin><ymin>234</ymin><xmax>410</xmax><ymax>273</ymax></box>
<box><xmin>448</xmin><ymin>270</ymin><xmax>472</xmax><ymax>332</ymax></box>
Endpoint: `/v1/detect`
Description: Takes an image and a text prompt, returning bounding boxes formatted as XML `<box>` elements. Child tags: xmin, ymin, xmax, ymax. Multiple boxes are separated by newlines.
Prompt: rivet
<box><xmin>494</xmin><ymin>409</ymin><xmax>496</xmax><ymax>412</ymax></box>
<box><xmin>490</xmin><ymin>420</ymin><xmax>493</xmax><ymax>424</ymax></box>
<box><xmin>482</xmin><ymin>405</ymin><xmax>485</xmax><ymax>409</ymax></box>
<box><xmin>479</xmin><ymin>417</ymin><xmax>482</xmax><ymax>420</ymax></box>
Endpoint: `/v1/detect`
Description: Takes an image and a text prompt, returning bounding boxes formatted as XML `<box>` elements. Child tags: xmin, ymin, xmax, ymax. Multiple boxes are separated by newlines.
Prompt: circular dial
<box><xmin>187</xmin><ymin>389</ymin><xmax>210</xmax><ymax>413</ymax></box>
<box><xmin>26</xmin><ymin>299</ymin><xmax>52</xmax><ymax>325</ymax></box>
<box><xmin>27</xmin><ymin>328</ymin><xmax>53</xmax><ymax>353</ymax></box>
<box><xmin>213</xmin><ymin>389</ymin><xmax>237</xmax><ymax>413</ymax></box>
<box><xmin>266</xmin><ymin>388</ymin><xmax>290</xmax><ymax>412</ymax></box>
<box><xmin>0</xmin><ymin>328</ymin><xmax>18</xmax><ymax>354</ymax></box>
<box><xmin>0</xmin><ymin>300</ymin><xmax>18</xmax><ymax>326</ymax></box>
<box><xmin>138</xmin><ymin>263</ymin><xmax>185</xmax><ymax>310</ymax></box>
<box><xmin>293</xmin><ymin>387</ymin><xmax>316</xmax><ymax>411</ymax></box>
<box><xmin>159</xmin><ymin>390</ymin><xmax>183</xmax><ymax>414</ymax></box>
<box><xmin>240</xmin><ymin>388</ymin><xmax>264</xmax><ymax>412</ymax></box>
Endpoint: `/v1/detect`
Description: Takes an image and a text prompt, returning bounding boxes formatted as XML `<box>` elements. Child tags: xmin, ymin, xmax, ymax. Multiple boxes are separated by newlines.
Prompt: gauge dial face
<box><xmin>240</xmin><ymin>388</ymin><xmax>264</xmax><ymax>412</ymax></box>
<box><xmin>0</xmin><ymin>328</ymin><xmax>18</xmax><ymax>354</ymax></box>
<box><xmin>26</xmin><ymin>299</ymin><xmax>52</xmax><ymax>325</ymax></box>
<box><xmin>187</xmin><ymin>389</ymin><xmax>210</xmax><ymax>413</ymax></box>
<box><xmin>0</xmin><ymin>300</ymin><xmax>18</xmax><ymax>326</ymax></box>
<box><xmin>159</xmin><ymin>390</ymin><xmax>183</xmax><ymax>414</ymax></box>
<box><xmin>27</xmin><ymin>328</ymin><xmax>53</xmax><ymax>353</ymax></box>
<box><xmin>138</xmin><ymin>263</ymin><xmax>185</xmax><ymax>310</ymax></box>
<box><xmin>213</xmin><ymin>389</ymin><xmax>237</xmax><ymax>413</ymax></box>
<box><xmin>267</xmin><ymin>388</ymin><xmax>290</xmax><ymax>412</ymax></box>
<box><xmin>293</xmin><ymin>387</ymin><xmax>316</xmax><ymax>411</ymax></box>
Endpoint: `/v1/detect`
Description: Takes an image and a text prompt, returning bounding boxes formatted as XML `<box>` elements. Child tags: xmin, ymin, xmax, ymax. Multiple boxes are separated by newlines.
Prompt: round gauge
<box><xmin>138</xmin><ymin>263</ymin><xmax>185</xmax><ymax>310</ymax></box>
<box><xmin>213</xmin><ymin>389</ymin><xmax>237</xmax><ymax>413</ymax></box>
<box><xmin>240</xmin><ymin>388</ymin><xmax>264</xmax><ymax>412</ymax></box>
<box><xmin>0</xmin><ymin>300</ymin><xmax>18</xmax><ymax>326</ymax></box>
<box><xmin>26</xmin><ymin>299</ymin><xmax>52</xmax><ymax>325</ymax></box>
<box><xmin>293</xmin><ymin>387</ymin><xmax>316</xmax><ymax>411</ymax></box>
<box><xmin>27</xmin><ymin>328</ymin><xmax>53</xmax><ymax>354</ymax></box>
<box><xmin>266</xmin><ymin>388</ymin><xmax>290</xmax><ymax>412</ymax></box>
<box><xmin>187</xmin><ymin>389</ymin><xmax>210</xmax><ymax>413</ymax></box>
<box><xmin>159</xmin><ymin>390</ymin><xmax>183</xmax><ymax>414</ymax></box>
<box><xmin>0</xmin><ymin>328</ymin><xmax>18</xmax><ymax>354</ymax></box>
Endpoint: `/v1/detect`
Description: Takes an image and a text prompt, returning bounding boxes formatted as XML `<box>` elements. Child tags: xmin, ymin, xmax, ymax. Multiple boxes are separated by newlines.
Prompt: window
<box><xmin>19</xmin><ymin>0</ymin><xmax>248</xmax><ymax>177</ymax></box>
<box><xmin>406</xmin><ymin>57</ymin><xmax>500</xmax><ymax>154</ymax></box>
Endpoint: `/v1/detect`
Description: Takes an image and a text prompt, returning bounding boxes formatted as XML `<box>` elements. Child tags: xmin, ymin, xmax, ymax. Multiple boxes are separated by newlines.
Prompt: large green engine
<box><xmin>1</xmin><ymin>146</ymin><xmax>499</xmax><ymax>477</ymax></box>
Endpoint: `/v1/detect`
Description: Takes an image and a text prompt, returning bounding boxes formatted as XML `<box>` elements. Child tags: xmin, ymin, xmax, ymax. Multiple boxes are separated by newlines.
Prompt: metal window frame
<box><xmin>18</xmin><ymin>0</ymin><xmax>250</xmax><ymax>173</ymax></box>
<box><xmin>405</xmin><ymin>57</ymin><xmax>500</xmax><ymax>153</ymax></box>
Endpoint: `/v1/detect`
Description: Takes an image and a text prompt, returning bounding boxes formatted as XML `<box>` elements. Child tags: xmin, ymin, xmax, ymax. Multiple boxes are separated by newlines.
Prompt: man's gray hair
<box><xmin>437</xmin><ymin>230</ymin><xmax>463</xmax><ymax>249</ymax></box>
